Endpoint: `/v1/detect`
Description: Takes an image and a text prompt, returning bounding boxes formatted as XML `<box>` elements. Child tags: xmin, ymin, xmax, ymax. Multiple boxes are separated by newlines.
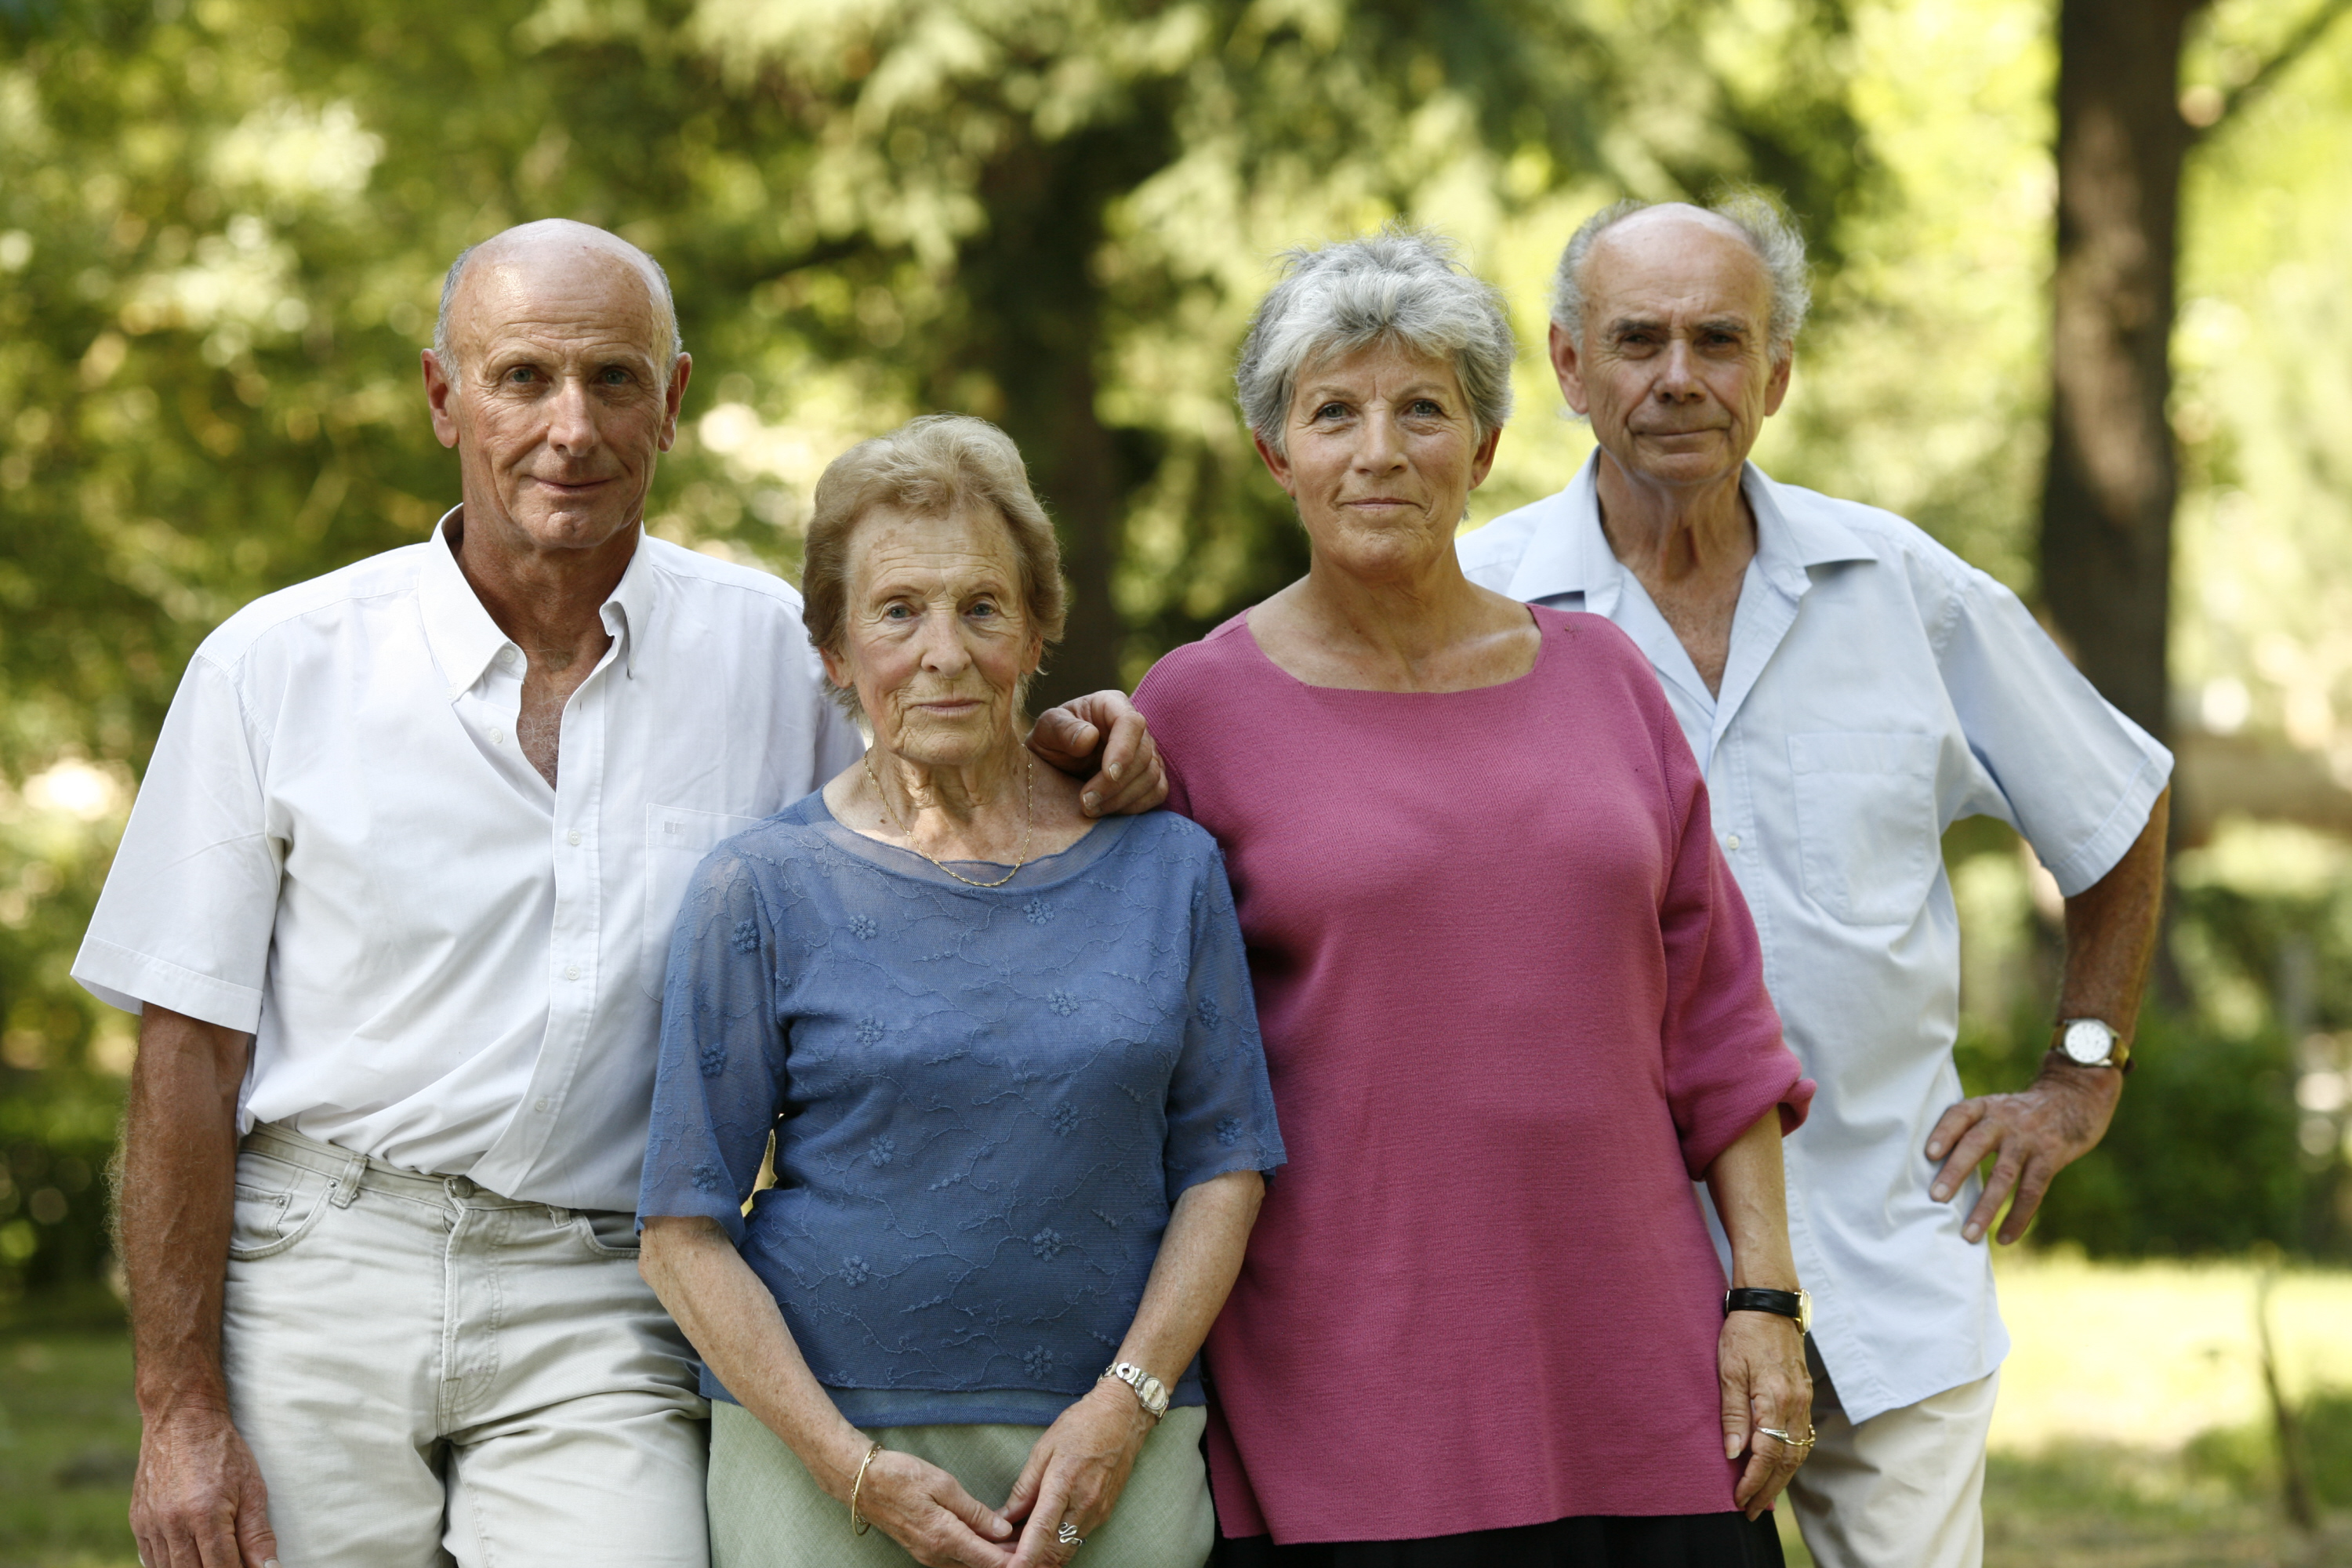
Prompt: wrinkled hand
<box><xmin>130</xmin><ymin>1404</ymin><xmax>280</xmax><ymax>1568</ymax></box>
<box><xmin>1001</xmin><ymin>1381</ymin><xmax>1154</xmax><ymax>1566</ymax></box>
<box><xmin>1926</xmin><ymin>1058</ymin><xmax>2122</xmax><ymax>1244</ymax></box>
<box><xmin>851</xmin><ymin>1446</ymin><xmax>1019</xmax><ymax>1568</ymax></box>
<box><xmin>1028</xmin><ymin>691</ymin><xmax>1166</xmax><ymax>818</ymax></box>
<box><xmin>1719</xmin><ymin>1311</ymin><xmax>1811</xmax><ymax>1519</ymax></box>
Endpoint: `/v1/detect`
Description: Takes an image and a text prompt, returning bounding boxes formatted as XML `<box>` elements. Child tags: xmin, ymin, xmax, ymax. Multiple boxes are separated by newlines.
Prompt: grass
<box><xmin>0</xmin><ymin>1335</ymin><xmax>139</xmax><ymax>1568</ymax></box>
<box><xmin>8</xmin><ymin>1256</ymin><xmax>2352</xmax><ymax>1567</ymax></box>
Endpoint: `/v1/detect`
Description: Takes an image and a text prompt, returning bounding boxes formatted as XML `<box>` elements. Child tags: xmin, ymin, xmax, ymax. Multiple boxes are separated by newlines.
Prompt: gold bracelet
<box><xmin>848</xmin><ymin>1439</ymin><xmax>884</xmax><ymax>1535</ymax></box>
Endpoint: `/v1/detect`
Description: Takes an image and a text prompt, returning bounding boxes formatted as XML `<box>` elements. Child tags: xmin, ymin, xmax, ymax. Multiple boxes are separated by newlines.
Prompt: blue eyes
<box><xmin>498</xmin><ymin>366</ymin><xmax>636</xmax><ymax>385</ymax></box>
<box><xmin>1312</xmin><ymin>401</ymin><xmax>1445</xmax><ymax>419</ymax></box>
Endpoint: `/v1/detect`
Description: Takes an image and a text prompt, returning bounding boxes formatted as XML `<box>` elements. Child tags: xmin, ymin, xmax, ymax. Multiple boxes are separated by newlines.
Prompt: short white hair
<box><xmin>1550</xmin><ymin>191</ymin><xmax>1812</xmax><ymax>362</ymax></box>
<box><xmin>431</xmin><ymin>227</ymin><xmax>684</xmax><ymax>377</ymax></box>
<box><xmin>1236</xmin><ymin>225</ymin><xmax>1515</xmax><ymax>457</ymax></box>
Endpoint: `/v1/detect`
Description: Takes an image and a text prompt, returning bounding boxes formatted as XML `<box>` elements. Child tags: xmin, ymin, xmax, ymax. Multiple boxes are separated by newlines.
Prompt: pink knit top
<box><xmin>1133</xmin><ymin>605</ymin><xmax>1811</xmax><ymax>1543</ymax></box>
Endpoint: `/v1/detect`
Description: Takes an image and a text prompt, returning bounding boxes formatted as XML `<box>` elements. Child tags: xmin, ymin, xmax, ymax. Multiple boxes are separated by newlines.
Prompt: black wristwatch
<box><xmin>1723</xmin><ymin>1287</ymin><xmax>1812</xmax><ymax>1335</ymax></box>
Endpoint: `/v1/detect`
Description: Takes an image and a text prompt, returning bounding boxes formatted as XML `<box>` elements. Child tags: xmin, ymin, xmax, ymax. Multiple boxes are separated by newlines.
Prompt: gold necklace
<box><xmin>862</xmin><ymin>748</ymin><xmax>1034</xmax><ymax>889</ymax></box>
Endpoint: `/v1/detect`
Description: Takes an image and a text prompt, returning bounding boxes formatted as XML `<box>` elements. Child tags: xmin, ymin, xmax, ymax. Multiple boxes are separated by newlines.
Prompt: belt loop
<box><xmin>329</xmin><ymin>1149</ymin><xmax>366</xmax><ymax>1209</ymax></box>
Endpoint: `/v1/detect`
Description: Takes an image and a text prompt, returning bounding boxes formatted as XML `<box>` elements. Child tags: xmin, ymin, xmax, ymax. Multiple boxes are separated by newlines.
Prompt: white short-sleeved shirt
<box><xmin>74</xmin><ymin>514</ymin><xmax>866</xmax><ymax>1211</ymax></box>
<box><xmin>1460</xmin><ymin>454</ymin><xmax>2171</xmax><ymax>1422</ymax></box>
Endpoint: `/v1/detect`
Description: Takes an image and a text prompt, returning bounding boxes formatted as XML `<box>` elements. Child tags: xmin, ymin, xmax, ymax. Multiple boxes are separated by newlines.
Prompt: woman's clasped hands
<box><xmin>832</xmin><ymin>1380</ymin><xmax>1155</xmax><ymax>1568</ymax></box>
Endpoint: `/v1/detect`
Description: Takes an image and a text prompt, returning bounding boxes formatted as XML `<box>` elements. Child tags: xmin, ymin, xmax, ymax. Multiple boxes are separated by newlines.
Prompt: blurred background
<box><xmin>3</xmin><ymin>0</ymin><xmax>2352</xmax><ymax>1560</ymax></box>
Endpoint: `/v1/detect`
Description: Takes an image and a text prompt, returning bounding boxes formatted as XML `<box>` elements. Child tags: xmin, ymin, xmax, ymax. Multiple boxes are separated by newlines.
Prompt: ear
<box><xmin>1251</xmin><ymin>429</ymin><xmax>1298</xmax><ymax>499</ymax></box>
<box><xmin>657</xmin><ymin>354</ymin><xmax>693</xmax><ymax>452</ymax></box>
<box><xmin>818</xmin><ymin>641</ymin><xmax>855</xmax><ymax>697</ymax></box>
<box><xmin>1466</xmin><ymin>422</ymin><xmax>1504</xmax><ymax>492</ymax></box>
<box><xmin>1547</xmin><ymin>322</ymin><xmax>1592</xmax><ymax>418</ymax></box>
<box><xmin>1763</xmin><ymin>347</ymin><xmax>1794</xmax><ymax>417</ymax></box>
<box><xmin>423</xmin><ymin>350</ymin><xmax>461</xmax><ymax>450</ymax></box>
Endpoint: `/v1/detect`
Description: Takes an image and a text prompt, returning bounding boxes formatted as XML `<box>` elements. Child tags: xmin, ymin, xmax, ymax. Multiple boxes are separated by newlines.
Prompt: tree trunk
<box><xmin>2038</xmin><ymin>0</ymin><xmax>2208</xmax><ymax>746</ymax></box>
<box><xmin>950</xmin><ymin>113</ymin><xmax>1172</xmax><ymax>709</ymax></box>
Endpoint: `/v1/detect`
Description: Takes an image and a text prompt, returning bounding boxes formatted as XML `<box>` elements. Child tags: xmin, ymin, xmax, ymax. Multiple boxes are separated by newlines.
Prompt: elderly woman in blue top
<box><xmin>638</xmin><ymin>413</ymin><xmax>1283</xmax><ymax>1568</ymax></box>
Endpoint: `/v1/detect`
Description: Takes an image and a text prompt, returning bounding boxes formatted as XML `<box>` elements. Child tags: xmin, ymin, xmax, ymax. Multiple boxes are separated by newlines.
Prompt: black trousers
<box><xmin>1209</xmin><ymin>1512</ymin><xmax>1786</xmax><ymax>1568</ymax></box>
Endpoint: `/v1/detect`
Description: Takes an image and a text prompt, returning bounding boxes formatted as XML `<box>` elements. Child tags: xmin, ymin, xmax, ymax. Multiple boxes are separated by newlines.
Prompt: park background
<box><xmin>3</xmin><ymin>0</ymin><xmax>2352</xmax><ymax>1560</ymax></box>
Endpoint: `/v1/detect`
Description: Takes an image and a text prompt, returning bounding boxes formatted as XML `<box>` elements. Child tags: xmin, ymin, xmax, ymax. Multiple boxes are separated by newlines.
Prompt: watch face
<box><xmin>2063</xmin><ymin>1019</ymin><xmax>2115</xmax><ymax>1065</ymax></box>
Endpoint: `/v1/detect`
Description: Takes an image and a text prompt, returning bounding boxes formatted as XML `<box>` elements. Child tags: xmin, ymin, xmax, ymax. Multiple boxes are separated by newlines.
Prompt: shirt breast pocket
<box><xmin>642</xmin><ymin>804</ymin><xmax>766</xmax><ymax>999</ymax></box>
<box><xmin>1788</xmin><ymin>732</ymin><xmax>1943</xmax><ymax>927</ymax></box>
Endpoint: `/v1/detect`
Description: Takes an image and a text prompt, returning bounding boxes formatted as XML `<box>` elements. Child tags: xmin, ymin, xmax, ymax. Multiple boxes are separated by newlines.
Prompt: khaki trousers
<box><xmin>222</xmin><ymin>1123</ymin><xmax>710</xmax><ymax>1567</ymax></box>
<box><xmin>708</xmin><ymin>1399</ymin><xmax>1215</xmax><ymax>1568</ymax></box>
<box><xmin>1784</xmin><ymin>1344</ymin><xmax>1998</xmax><ymax>1568</ymax></box>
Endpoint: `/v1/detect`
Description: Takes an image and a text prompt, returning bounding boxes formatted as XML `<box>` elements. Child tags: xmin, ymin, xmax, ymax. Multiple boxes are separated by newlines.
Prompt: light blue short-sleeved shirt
<box><xmin>1460</xmin><ymin>453</ymin><xmax>2171</xmax><ymax>1423</ymax></box>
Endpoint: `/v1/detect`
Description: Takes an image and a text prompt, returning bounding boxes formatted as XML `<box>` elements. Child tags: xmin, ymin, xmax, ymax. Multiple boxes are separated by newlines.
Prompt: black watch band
<box><xmin>1723</xmin><ymin>1287</ymin><xmax>1808</xmax><ymax>1330</ymax></box>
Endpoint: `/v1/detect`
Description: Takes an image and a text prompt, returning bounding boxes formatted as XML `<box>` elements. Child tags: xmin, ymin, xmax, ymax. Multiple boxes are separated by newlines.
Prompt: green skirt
<box><xmin>709</xmin><ymin>1399</ymin><xmax>1214</xmax><ymax>1568</ymax></box>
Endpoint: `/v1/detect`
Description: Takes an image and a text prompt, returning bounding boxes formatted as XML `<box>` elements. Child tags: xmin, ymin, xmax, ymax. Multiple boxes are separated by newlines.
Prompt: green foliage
<box><xmin>0</xmin><ymin>1072</ymin><xmax>122</xmax><ymax>1315</ymax></box>
<box><xmin>2027</xmin><ymin>1009</ymin><xmax>2310</xmax><ymax>1258</ymax></box>
<box><xmin>2</xmin><ymin>0</ymin><xmax>2347</xmax><ymax>1311</ymax></box>
<box><xmin>0</xmin><ymin>0</ymin><xmax>1896</xmax><ymax>1306</ymax></box>
<box><xmin>1947</xmin><ymin>818</ymin><xmax>2352</xmax><ymax>1261</ymax></box>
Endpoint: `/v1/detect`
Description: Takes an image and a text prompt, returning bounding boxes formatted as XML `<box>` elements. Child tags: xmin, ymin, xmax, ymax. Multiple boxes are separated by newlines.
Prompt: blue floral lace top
<box><xmin>637</xmin><ymin>793</ymin><xmax>1285</xmax><ymax>1426</ymax></box>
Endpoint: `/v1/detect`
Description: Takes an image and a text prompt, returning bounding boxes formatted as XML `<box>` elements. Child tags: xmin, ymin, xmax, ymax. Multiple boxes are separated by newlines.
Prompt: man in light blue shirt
<box><xmin>1460</xmin><ymin>197</ymin><xmax>2170</xmax><ymax>1568</ymax></box>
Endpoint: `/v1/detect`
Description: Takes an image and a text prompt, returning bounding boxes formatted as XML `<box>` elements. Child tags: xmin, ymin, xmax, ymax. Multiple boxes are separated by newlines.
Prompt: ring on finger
<box><xmin>1756</xmin><ymin>1424</ymin><xmax>1817</xmax><ymax>1451</ymax></box>
<box><xmin>1057</xmin><ymin>1519</ymin><xmax>1084</xmax><ymax>1548</ymax></box>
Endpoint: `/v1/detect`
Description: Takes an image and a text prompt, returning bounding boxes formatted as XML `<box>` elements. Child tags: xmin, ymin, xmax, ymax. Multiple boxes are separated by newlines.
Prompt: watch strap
<box><xmin>1723</xmin><ymin>1287</ymin><xmax>1807</xmax><ymax>1328</ymax></box>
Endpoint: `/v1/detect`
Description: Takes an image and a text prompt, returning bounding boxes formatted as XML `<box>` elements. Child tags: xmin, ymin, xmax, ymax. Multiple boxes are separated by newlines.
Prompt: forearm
<box><xmin>2055</xmin><ymin>785</ymin><xmax>2169</xmax><ymax>1039</ymax></box>
<box><xmin>121</xmin><ymin>1006</ymin><xmax>251</xmax><ymax>1421</ymax></box>
<box><xmin>1108</xmin><ymin>1171</ymin><xmax>1263</xmax><ymax>1391</ymax></box>
<box><xmin>1702</xmin><ymin>1111</ymin><xmax>1797</xmax><ymax>1290</ymax></box>
<box><xmin>637</xmin><ymin>1216</ymin><xmax>870</xmax><ymax>1497</ymax></box>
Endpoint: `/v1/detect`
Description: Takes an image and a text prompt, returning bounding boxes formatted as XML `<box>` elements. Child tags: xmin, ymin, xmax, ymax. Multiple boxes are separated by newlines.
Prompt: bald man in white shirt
<box><xmin>77</xmin><ymin>220</ymin><xmax>1163</xmax><ymax>1568</ymax></box>
<box><xmin>1459</xmin><ymin>198</ymin><xmax>2170</xmax><ymax>1568</ymax></box>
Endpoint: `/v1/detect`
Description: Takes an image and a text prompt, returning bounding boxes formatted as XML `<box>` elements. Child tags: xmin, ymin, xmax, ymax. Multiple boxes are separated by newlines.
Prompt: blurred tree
<box><xmin>671</xmin><ymin>0</ymin><xmax>1868</xmax><ymax>702</ymax></box>
<box><xmin>0</xmin><ymin>0</ymin><xmax>1875</xmax><ymax>1304</ymax></box>
<box><xmin>2041</xmin><ymin>0</ymin><xmax>2352</xmax><ymax>745</ymax></box>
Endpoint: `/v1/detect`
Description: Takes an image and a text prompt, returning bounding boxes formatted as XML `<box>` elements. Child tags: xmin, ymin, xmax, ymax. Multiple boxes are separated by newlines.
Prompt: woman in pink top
<box><xmin>1132</xmin><ymin>230</ymin><xmax>1815</xmax><ymax>1567</ymax></box>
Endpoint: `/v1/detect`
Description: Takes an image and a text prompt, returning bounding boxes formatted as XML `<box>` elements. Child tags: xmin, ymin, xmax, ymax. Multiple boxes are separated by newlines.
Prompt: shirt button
<box><xmin>533</xmin><ymin>1098</ymin><xmax>551</xmax><ymax>1113</ymax></box>
<box><xmin>564</xmin><ymin>964</ymin><xmax>580</xmax><ymax>981</ymax></box>
<box><xmin>567</xmin><ymin>829</ymin><xmax>583</xmax><ymax>847</ymax></box>
<box><xmin>499</xmin><ymin>648</ymin><xmax>520</xmax><ymax>670</ymax></box>
<box><xmin>1726</xmin><ymin>834</ymin><xmax>1742</xmax><ymax>851</ymax></box>
<box><xmin>490</xmin><ymin>727</ymin><xmax>506</xmax><ymax>746</ymax></box>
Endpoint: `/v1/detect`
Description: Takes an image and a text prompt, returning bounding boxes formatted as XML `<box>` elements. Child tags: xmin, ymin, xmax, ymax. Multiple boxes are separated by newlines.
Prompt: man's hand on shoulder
<box><xmin>1029</xmin><ymin>691</ymin><xmax>1167</xmax><ymax>818</ymax></box>
<box><xmin>1925</xmin><ymin>1058</ymin><xmax>2124</xmax><ymax>1245</ymax></box>
<box><xmin>132</xmin><ymin>1401</ymin><xmax>279</xmax><ymax>1568</ymax></box>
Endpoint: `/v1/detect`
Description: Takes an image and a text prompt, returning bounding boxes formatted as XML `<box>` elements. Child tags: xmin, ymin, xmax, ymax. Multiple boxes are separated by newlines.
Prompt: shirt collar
<box><xmin>1501</xmin><ymin>451</ymin><xmax>1613</xmax><ymax>608</ymax></box>
<box><xmin>1744</xmin><ymin>464</ymin><xmax>1876</xmax><ymax>596</ymax></box>
<box><xmin>1504</xmin><ymin>452</ymin><xmax>1876</xmax><ymax>605</ymax></box>
<box><xmin>417</xmin><ymin>508</ymin><xmax>659</xmax><ymax>698</ymax></box>
<box><xmin>418</xmin><ymin>508</ymin><xmax>513</xmax><ymax>699</ymax></box>
<box><xmin>599</xmin><ymin>527</ymin><xmax>659</xmax><ymax>681</ymax></box>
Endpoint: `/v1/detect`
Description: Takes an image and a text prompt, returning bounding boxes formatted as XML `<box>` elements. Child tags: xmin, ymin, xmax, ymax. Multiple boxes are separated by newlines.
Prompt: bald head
<box><xmin>432</xmin><ymin>220</ymin><xmax>682</xmax><ymax>384</ymax></box>
<box><xmin>1551</xmin><ymin>192</ymin><xmax>1811</xmax><ymax>365</ymax></box>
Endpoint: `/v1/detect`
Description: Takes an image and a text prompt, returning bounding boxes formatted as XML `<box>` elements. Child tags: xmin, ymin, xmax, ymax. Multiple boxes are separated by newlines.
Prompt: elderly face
<box><xmin>1553</xmin><ymin>207</ymin><xmax>1790</xmax><ymax>493</ymax></box>
<box><xmin>424</xmin><ymin>226</ymin><xmax>690</xmax><ymax>557</ymax></box>
<box><xmin>1257</xmin><ymin>342</ymin><xmax>1500</xmax><ymax>579</ymax></box>
<box><xmin>819</xmin><ymin>505</ymin><xmax>1043</xmax><ymax>768</ymax></box>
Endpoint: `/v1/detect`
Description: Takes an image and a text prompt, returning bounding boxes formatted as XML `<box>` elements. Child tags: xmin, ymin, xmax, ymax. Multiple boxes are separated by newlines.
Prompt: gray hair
<box><xmin>1549</xmin><ymin>191</ymin><xmax>1812</xmax><ymax>362</ymax></box>
<box><xmin>430</xmin><ymin>230</ymin><xmax>684</xmax><ymax>378</ymax></box>
<box><xmin>802</xmin><ymin>413</ymin><xmax>1067</xmax><ymax>718</ymax></box>
<box><xmin>1236</xmin><ymin>225</ymin><xmax>1515</xmax><ymax>456</ymax></box>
